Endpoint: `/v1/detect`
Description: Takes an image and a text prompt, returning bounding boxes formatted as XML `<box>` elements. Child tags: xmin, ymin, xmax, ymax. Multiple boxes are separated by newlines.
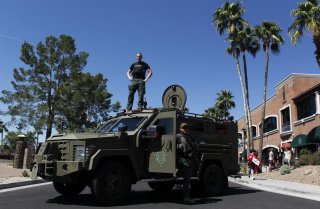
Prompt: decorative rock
<box><xmin>303</xmin><ymin>169</ymin><xmax>313</xmax><ymax>175</ymax></box>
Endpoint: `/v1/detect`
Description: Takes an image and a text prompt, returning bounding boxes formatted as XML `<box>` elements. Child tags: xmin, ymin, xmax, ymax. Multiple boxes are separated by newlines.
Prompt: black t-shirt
<box><xmin>130</xmin><ymin>61</ymin><xmax>150</xmax><ymax>79</ymax></box>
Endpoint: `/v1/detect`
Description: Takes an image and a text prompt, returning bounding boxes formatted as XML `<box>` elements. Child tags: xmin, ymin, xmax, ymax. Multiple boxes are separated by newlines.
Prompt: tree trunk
<box><xmin>259</xmin><ymin>46</ymin><xmax>270</xmax><ymax>159</ymax></box>
<box><xmin>242</xmin><ymin>53</ymin><xmax>254</xmax><ymax>150</ymax></box>
<box><xmin>312</xmin><ymin>34</ymin><xmax>320</xmax><ymax>67</ymax></box>
<box><xmin>234</xmin><ymin>51</ymin><xmax>250</xmax><ymax>157</ymax></box>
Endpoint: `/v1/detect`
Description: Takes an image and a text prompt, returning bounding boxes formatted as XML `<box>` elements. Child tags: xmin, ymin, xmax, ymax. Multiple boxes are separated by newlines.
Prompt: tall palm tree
<box><xmin>289</xmin><ymin>0</ymin><xmax>320</xmax><ymax>67</ymax></box>
<box><xmin>204</xmin><ymin>107</ymin><xmax>221</xmax><ymax>119</ymax></box>
<box><xmin>226</xmin><ymin>26</ymin><xmax>260</xmax><ymax>149</ymax></box>
<box><xmin>213</xmin><ymin>1</ymin><xmax>254</xmax><ymax>152</ymax></box>
<box><xmin>216</xmin><ymin>90</ymin><xmax>236</xmax><ymax>120</ymax></box>
<box><xmin>254</xmin><ymin>21</ymin><xmax>284</xmax><ymax>158</ymax></box>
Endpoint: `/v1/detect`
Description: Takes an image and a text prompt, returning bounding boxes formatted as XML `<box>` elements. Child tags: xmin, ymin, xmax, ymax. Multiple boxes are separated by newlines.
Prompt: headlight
<box><xmin>74</xmin><ymin>145</ymin><xmax>85</xmax><ymax>161</ymax></box>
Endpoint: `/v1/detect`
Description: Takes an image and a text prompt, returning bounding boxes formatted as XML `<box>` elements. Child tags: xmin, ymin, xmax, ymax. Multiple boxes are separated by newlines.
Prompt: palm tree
<box><xmin>213</xmin><ymin>1</ymin><xmax>253</xmax><ymax>152</ymax></box>
<box><xmin>289</xmin><ymin>0</ymin><xmax>320</xmax><ymax>67</ymax></box>
<box><xmin>226</xmin><ymin>26</ymin><xmax>260</xmax><ymax>149</ymax></box>
<box><xmin>216</xmin><ymin>90</ymin><xmax>236</xmax><ymax>120</ymax></box>
<box><xmin>254</xmin><ymin>21</ymin><xmax>284</xmax><ymax>158</ymax></box>
<box><xmin>203</xmin><ymin>107</ymin><xmax>221</xmax><ymax>119</ymax></box>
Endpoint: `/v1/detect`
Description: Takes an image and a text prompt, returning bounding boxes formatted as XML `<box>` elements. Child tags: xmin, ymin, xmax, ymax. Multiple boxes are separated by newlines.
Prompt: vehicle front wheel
<box><xmin>92</xmin><ymin>162</ymin><xmax>132</xmax><ymax>205</ymax></box>
<box><xmin>148</xmin><ymin>181</ymin><xmax>175</xmax><ymax>192</ymax></box>
<box><xmin>201</xmin><ymin>164</ymin><xmax>224</xmax><ymax>196</ymax></box>
<box><xmin>53</xmin><ymin>182</ymin><xmax>86</xmax><ymax>196</ymax></box>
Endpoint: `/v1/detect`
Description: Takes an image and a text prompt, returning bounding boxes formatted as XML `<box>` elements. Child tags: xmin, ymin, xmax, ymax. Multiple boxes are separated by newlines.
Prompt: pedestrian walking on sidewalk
<box><xmin>268</xmin><ymin>149</ymin><xmax>274</xmax><ymax>171</ymax></box>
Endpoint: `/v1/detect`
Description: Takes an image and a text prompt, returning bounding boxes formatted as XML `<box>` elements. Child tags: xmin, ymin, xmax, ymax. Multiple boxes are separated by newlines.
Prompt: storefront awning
<box><xmin>307</xmin><ymin>126</ymin><xmax>320</xmax><ymax>144</ymax></box>
<box><xmin>291</xmin><ymin>134</ymin><xmax>316</xmax><ymax>148</ymax></box>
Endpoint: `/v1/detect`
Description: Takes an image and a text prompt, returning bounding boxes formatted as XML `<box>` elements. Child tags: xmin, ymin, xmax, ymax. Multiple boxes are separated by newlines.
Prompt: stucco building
<box><xmin>238</xmin><ymin>73</ymin><xmax>320</xmax><ymax>164</ymax></box>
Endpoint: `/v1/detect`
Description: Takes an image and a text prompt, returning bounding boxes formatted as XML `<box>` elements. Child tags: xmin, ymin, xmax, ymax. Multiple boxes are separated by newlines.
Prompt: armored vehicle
<box><xmin>31</xmin><ymin>85</ymin><xmax>238</xmax><ymax>205</ymax></box>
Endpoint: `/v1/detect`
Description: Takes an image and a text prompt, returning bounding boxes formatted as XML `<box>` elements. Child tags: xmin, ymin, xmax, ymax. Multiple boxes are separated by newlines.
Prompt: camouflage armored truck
<box><xmin>31</xmin><ymin>85</ymin><xmax>238</xmax><ymax>205</ymax></box>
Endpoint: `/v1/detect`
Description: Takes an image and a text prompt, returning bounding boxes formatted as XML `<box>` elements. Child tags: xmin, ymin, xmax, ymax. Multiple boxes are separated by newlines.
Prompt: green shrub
<box><xmin>293</xmin><ymin>160</ymin><xmax>301</xmax><ymax>168</ymax></box>
<box><xmin>309</xmin><ymin>152</ymin><xmax>320</xmax><ymax>165</ymax></box>
<box><xmin>280</xmin><ymin>165</ymin><xmax>291</xmax><ymax>175</ymax></box>
<box><xmin>22</xmin><ymin>170</ymin><xmax>30</xmax><ymax>178</ymax></box>
<box><xmin>240</xmin><ymin>164</ymin><xmax>248</xmax><ymax>174</ymax></box>
<box><xmin>299</xmin><ymin>154</ymin><xmax>309</xmax><ymax>165</ymax></box>
<box><xmin>299</xmin><ymin>148</ymin><xmax>308</xmax><ymax>156</ymax></box>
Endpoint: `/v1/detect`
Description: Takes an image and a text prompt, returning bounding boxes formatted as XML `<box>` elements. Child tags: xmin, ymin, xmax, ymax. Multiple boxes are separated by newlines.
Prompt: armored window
<box><xmin>97</xmin><ymin>119</ymin><xmax>119</xmax><ymax>133</ymax></box>
<box><xmin>154</xmin><ymin>118</ymin><xmax>173</xmax><ymax>135</ymax></box>
<box><xmin>109</xmin><ymin>117</ymin><xmax>146</xmax><ymax>132</ymax></box>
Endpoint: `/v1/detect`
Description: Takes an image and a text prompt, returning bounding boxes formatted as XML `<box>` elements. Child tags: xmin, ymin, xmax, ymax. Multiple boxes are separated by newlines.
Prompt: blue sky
<box><xmin>0</xmin><ymin>0</ymin><xmax>319</xmax><ymax>139</ymax></box>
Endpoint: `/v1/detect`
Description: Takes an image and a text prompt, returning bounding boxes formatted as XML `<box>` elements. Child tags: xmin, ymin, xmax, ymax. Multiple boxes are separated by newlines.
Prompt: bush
<box><xmin>22</xmin><ymin>170</ymin><xmax>30</xmax><ymax>178</ymax></box>
<box><xmin>280</xmin><ymin>165</ymin><xmax>291</xmax><ymax>175</ymax></box>
<box><xmin>240</xmin><ymin>164</ymin><xmax>248</xmax><ymax>174</ymax></box>
<box><xmin>309</xmin><ymin>152</ymin><xmax>320</xmax><ymax>165</ymax></box>
<box><xmin>293</xmin><ymin>160</ymin><xmax>301</xmax><ymax>168</ymax></box>
<box><xmin>299</xmin><ymin>148</ymin><xmax>308</xmax><ymax>156</ymax></box>
<box><xmin>299</xmin><ymin>154</ymin><xmax>309</xmax><ymax>165</ymax></box>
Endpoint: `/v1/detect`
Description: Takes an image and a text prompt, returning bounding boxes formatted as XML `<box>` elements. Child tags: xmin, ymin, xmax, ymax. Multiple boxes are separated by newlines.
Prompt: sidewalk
<box><xmin>0</xmin><ymin>161</ymin><xmax>46</xmax><ymax>190</ymax></box>
<box><xmin>228</xmin><ymin>175</ymin><xmax>320</xmax><ymax>202</ymax></box>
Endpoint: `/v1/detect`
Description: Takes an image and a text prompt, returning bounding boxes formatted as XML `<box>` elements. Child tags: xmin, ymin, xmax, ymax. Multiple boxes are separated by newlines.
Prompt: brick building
<box><xmin>238</xmin><ymin>73</ymin><xmax>320</xmax><ymax>164</ymax></box>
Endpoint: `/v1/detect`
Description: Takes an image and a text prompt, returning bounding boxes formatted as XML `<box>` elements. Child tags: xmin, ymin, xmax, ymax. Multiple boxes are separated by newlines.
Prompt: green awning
<box><xmin>291</xmin><ymin>134</ymin><xmax>316</xmax><ymax>148</ymax></box>
<box><xmin>307</xmin><ymin>126</ymin><xmax>320</xmax><ymax>143</ymax></box>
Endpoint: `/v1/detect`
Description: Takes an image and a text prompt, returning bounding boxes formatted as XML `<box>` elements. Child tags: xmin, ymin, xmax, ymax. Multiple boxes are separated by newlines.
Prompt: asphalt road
<box><xmin>0</xmin><ymin>181</ymin><xmax>319</xmax><ymax>209</ymax></box>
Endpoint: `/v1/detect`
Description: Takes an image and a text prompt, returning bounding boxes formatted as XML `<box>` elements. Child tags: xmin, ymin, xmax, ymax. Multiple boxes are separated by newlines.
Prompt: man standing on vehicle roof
<box><xmin>176</xmin><ymin>123</ymin><xmax>197</xmax><ymax>204</ymax></box>
<box><xmin>126</xmin><ymin>52</ymin><xmax>152</xmax><ymax>111</ymax></box>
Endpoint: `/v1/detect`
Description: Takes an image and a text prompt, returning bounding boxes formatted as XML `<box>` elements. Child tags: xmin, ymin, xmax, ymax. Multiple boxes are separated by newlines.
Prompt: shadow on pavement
<box><xmin>46</xmin><ymin>183</ymin><xmax>261</xmax><ymax>207</ymax></box>
<box><xmin>46</xmin><ymin>189</ymin><xmax>222</xmax><ymax>207</ymax></box>
<box><xmin>225</xmin><ymin>185</ymin><xmax>262</xmax><ymax>196</ymax></box>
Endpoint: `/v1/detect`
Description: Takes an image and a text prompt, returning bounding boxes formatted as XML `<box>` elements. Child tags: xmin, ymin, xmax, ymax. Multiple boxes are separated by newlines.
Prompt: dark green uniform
<box><xmin>176</xmin><ymin>133</ymin><xmax>197</xmax><ymax>200</ymax></box>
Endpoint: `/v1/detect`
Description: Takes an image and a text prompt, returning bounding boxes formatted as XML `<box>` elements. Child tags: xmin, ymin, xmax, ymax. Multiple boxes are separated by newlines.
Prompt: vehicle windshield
<box><xmin>97</xmin><ymin>117</ymin><xmax>146</xmax><ymax>133</ymax></box>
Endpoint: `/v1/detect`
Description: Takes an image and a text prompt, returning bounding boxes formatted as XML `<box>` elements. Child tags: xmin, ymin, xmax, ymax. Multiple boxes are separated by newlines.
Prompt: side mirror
<box><xmin>143</xmin><ymin>125</ymin><xmax>165</xmax><ymax>139</ymax></box>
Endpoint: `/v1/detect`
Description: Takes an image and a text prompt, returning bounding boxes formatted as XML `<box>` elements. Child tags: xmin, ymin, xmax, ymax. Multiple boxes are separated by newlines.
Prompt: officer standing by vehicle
<box><xmin>176</xmin><ymin>123</ymin><xmax>197</xmax><ymax>204</ymax></box>
<box><xmin>126</xmin><ymin>52</ymin><xmax>152</xmax><ymax>111</ymax></box>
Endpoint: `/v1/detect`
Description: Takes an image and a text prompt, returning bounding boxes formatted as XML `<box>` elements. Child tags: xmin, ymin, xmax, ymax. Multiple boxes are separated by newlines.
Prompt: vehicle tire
<box><xmin>148</xmin><ymin>181</ymin><xmax>175</xmax><ymax>191</ymax></box>
<box><xmin>53</xmin><ymin>182</ymin><xmax>86</xmax><ymax>196</ymax></box>
<box><xmin>201</xmin><ymin>164</ymin><xmax>224</xmax><ymax>196</ymax></box>
<box><xmin>92</xmin><ymin>162</ymin><xmax>132</xmax><ymax>205</ymax></box>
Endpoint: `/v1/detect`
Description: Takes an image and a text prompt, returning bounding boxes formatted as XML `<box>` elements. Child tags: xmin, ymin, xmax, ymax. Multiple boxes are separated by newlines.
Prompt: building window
<box><xmin>238</xmin><ymin>133</ymin><xmax>243</xmax><ymax>139</ymax></box>
<box><xmin>252</xmin><ymin>126</ymin><xmax>257</xmax><ymax>138</ymax></box>
<box><xmin>259</xmin><ymin>116</ymin><xmax>277</xmax><ymax>134</ymax></box>
<box><xmin>281</xmin><ymin>107</ymin><xmax>291</xmax><ymax>132</ymax></box>
<box><xmin>296</xmin><ymin>94</ymin><xmax>316</xmax><ymax>120</ymax></box>
<box><xmin>243</xmin><ymin>129</ymin><xmax>247</xmax><ymax>139</ymax></box>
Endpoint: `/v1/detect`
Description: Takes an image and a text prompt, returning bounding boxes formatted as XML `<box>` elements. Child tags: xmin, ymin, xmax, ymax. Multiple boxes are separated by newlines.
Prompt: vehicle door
<box><xmin>148</xmin><ymin>111</ymin><xmax>176</xmax><ymax>174</ymax></box>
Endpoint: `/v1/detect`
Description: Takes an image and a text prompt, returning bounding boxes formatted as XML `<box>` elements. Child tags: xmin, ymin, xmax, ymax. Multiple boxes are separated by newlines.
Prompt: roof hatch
<box><xmin>162</xmin><ymin>85</ymin><xmax>187</xmax><ymax>110</ymax></box>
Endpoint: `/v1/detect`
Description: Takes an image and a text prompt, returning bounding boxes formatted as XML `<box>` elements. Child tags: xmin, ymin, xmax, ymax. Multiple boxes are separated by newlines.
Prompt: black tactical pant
<box><xmin>126</xmin><ymin>79</ymin><xmax>145</xmax><ymax>110</ymax></box>
<box><xmin>178</xmin><ymin>158</ymin><xmax>192</xmax><ymax>199</ymax></box>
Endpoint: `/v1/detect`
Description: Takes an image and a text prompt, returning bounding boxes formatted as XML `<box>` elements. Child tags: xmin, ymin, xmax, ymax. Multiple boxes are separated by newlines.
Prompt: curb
<box><xmin>228</xmin><ymin>177</ymin><xmax>320</xmax><ymax>202</ymax></box>
<box><xmin>0</xmin><ymin>179</ymin><xmax>49</xmax><ymax>190</ymax></box>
